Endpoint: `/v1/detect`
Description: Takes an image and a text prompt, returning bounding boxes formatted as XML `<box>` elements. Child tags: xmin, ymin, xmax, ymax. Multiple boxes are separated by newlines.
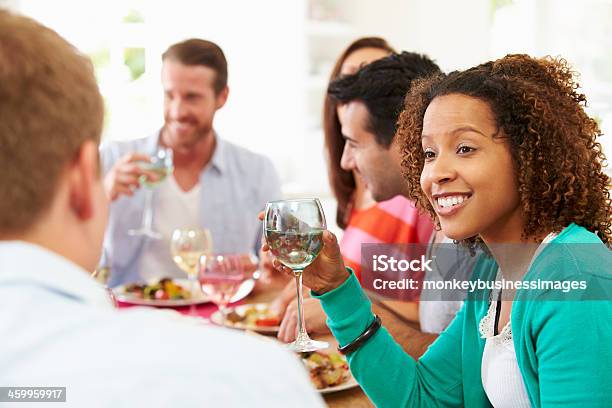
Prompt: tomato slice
<box><xmin>155</xmin><ymin>290</ymin><xmax>169</xmax><ymax>300</ymax></box>
<box><xmin>255</xmin><ymin>317</ymin><xmax>280</xmax><ymax>327</ymax></box>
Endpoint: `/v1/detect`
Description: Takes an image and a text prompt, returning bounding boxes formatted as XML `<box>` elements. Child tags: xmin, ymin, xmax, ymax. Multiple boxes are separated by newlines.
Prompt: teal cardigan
<box><xmin>314</xmin><ymin>224</ymin><xmax>612</xmax><ymax>407</ymax></box>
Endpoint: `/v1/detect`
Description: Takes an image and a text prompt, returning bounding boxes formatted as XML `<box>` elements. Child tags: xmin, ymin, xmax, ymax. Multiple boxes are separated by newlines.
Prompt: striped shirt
<box><xmin>339</xmin><ymin>195</ymin><xmax>433</xmax><ymax>280</ymax></box>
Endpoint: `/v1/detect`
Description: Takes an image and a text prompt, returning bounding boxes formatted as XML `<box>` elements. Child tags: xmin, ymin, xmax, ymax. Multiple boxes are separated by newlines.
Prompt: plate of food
<box><xmin>210</xmin><ymin>303</ymin><xmax>281</xmax><ymax>333</ymax></box>
<box><xmin>301</xmin><ymin>350</ymin><xmax>359</xmax><ymax>394</ymax></box>
<box><xmin>113</xmin><ymin>278</ymin><xmax>209</xmax><ymax>307</ymax></box>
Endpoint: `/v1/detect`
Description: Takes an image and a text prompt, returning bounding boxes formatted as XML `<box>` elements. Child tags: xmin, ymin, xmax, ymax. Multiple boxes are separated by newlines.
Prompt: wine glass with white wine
<box><xmin>170</xmin><ymin>228</ymin><xmax>213</xmax><ymax>315</ymax></box>
<box><xmin>263</xmin><ymin>198</ymin><xmax>328</xmax><ymax>352</ymax></box>
<box><xmin>128</xmin><ymin>146</ymin><xmax>173</xmax><ymax>239</ymax></box>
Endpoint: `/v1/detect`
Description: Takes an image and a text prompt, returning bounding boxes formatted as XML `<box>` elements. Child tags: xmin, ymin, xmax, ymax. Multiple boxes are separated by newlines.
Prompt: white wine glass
<box><xmin>199</xmin><ymin>254</ymin><xmax>247</xmax><ymax>326</ymax></box>
<box><xmin>128</xmin><ymin>146</ymin><xmax>173</xmax><ymax>239</ymax></box>
<box><xmin>170</xmin><ymin>228</ymin><xmax>213</xmax><ymax>315</ymax></box>
<box><xmin>263</xmin><ymin>198</ymin><xmax>328</xmax><ymax>352</ymax></box>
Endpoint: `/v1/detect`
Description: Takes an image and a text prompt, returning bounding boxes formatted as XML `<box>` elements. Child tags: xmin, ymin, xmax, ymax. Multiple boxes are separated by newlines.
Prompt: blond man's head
<box><xmin>0</xmin><ymin>10</ymin><xmax>104</xmax><ymax>235</ymax></box>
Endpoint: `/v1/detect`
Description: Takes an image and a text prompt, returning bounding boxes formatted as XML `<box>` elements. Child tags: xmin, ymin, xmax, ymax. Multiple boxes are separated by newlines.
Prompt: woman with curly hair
<box><xmin>269</xmin><ymin>54</ymin><xmax>611</xmax><ymax>406</ymax></box>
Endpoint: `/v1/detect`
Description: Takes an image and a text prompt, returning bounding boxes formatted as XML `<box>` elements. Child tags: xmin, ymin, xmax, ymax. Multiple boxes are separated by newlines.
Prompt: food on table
<box><xmin>123</xmin><ymin>278</ymin><xmax>192</xmax><ymax>300</ymax></box>
<box><xmin>224</xmin><ymin>305</ymin><xmax>281</xmax><ymax>327</ymax></box>
<box><xmin>301</xmin><ymin>351</ymin><xmax>349</xmax><ymax>389</ymax></box>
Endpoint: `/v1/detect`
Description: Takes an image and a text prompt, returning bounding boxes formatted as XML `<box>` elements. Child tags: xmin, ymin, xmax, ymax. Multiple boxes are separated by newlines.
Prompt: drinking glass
<box><xmin>170</xmin><ymin>228</ymin><xmax>213</xmax><ymax>315</ymax></box>
<box><xmin>228</xmin><ymin>253</ymin><xmax>260</xmax><ymax>303</ymax></box>
<box><xmin>263</xmin><ymin>198</ymin><xmax>328</xmax><ymax>352</ymax></box>
<box><xmin>91</xmin><ymin>248</ymin><xmax>117</xmax><ymax>307</ymax></box>
<box><xmin>199</xmin><ymin>254</ymin><xmax>247</xmax><ymax>326</ymax></box>
<box><xmin>240</xmin><ymin>253</ymin><xmax>260</xmax><ymax>280</ymax></box>
<box><xmin>128</xmin><ymin>146</ymin><xmax>174</xmax><ymax>239</ymax></box>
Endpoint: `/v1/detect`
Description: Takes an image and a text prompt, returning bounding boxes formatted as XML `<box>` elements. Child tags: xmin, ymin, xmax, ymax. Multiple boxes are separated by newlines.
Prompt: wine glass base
<box><xmin>287</xmin><ymin>338</ymin><xmax>329</xmax><ymax>353</ymax></box>
<box><xmin>127</xmin><ymin>229</ymin><xmax>162</xmax><ymax>239</ymax></box>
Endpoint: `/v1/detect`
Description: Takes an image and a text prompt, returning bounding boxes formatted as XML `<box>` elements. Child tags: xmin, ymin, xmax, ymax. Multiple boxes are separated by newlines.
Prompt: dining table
<box><xmin>117</xmin><ymin>276</ymin><xmax>438</xmax><ymax>407</ymax></box>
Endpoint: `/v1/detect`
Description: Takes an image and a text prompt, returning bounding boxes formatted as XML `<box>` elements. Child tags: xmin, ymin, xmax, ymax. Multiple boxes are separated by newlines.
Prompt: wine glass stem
<box><xmin>294</xmin><ymin>270</ymin><xmax>309</xmax><ymax>341</ymax></box>
<box><xmin>142</xmin><ymin>188</ymin><xmax>154</xmax><ymax>230</ymax></box>
<box><xmin>219</xmin><ymin>304</ymin><xmax>229</xmax><ymax>328</ymax></box>
<box><xmin>106</xmin><ymin>286</ymin><xmax>117</xmax><ymax>308</ymax></box>
<box><xmin>189</xmin><ymin>275</ymin><xmax>198</xmax><ymax>316</ymax></box>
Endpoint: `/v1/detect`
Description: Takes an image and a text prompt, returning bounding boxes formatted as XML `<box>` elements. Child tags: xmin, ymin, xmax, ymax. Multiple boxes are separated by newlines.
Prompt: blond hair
<box><xmin>0</xmin><ymin>10</ymin><xmax>104</xmax><ymax>234</ymax></box>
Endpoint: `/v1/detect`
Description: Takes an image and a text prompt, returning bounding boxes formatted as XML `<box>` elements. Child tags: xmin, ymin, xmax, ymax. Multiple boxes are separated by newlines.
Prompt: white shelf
<box><xmin>306</xmin><ymin>20</ymin><xmax>354</xmax><ymax>37</ymax></box>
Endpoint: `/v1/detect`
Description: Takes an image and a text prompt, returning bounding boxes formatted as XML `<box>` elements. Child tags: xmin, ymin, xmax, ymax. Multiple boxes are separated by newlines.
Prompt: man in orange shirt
<box><xmin>276</xmin><ymin>52</ymin><xmax>446</xmax><ymax>341</ymax></box>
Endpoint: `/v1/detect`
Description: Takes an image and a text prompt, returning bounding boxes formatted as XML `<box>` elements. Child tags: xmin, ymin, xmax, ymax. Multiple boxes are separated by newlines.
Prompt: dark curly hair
<box><xmin>397</xmin><ymin>54</ymin><xmax>611</xmax><ymax>246</ymax></box>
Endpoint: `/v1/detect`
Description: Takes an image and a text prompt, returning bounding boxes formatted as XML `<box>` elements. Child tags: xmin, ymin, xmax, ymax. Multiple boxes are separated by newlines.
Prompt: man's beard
<box><xmin>163</xmin><ymin>122</ymin><xmax>211</xmax><ymax>151</ymax></box>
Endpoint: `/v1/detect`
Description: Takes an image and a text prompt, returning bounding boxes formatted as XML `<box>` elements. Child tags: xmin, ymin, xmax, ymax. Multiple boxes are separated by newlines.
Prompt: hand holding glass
<box><xmin>128</xmin><ymin>146</ymin><xmax>173</xmax><ymax>239</ymax></box>
<box><xmin>263</xmin><ymin>198</ymin><xmax>328</xmax><ymax>352</ymax></box>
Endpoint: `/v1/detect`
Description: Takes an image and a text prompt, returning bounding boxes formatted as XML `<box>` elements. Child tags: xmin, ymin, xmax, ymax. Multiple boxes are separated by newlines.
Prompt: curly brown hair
<box><xmin>397</xmin><ymin>54</ymin><xmax>611</xmax><ymax>245</ymax></box>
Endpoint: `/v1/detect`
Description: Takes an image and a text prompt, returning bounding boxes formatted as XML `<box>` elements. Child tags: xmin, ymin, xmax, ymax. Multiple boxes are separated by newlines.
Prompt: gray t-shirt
<box><xmin>419</xmin><ymin>236</ymin><xmax>477</xmax><ymax>333</ymax></box>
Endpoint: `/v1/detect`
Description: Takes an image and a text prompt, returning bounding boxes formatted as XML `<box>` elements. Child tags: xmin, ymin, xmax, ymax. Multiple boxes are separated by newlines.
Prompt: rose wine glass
<box><xmin>263</xmin><ymin>198</ymin><xmax>328</xmax><ymax>352</ymax></box>
<box><xmin>128</xmin><ymin>146</ymin><xmax>173</xmax><ymax>239</ymax></box>
<box><xmin>199</xmin><ymin>254</ymin><xmax>247</xmax><ymax>325</ymax></box>
<box><xmin>170</xmin><ymin>228</ymin><xmax>213</xmax><ymax>315</ymax></box>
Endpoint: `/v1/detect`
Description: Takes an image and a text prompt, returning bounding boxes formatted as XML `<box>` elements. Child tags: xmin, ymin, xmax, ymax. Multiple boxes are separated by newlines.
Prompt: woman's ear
<box><xmin>68</xmin><ymin>140</ymin><xmax>99</xmax><ymax>221</ymax></box>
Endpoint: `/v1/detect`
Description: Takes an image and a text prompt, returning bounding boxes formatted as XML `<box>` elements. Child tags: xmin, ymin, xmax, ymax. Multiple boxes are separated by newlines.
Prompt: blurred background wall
<box><xmin>3</xmin><ymin>0</ymin><xmax>611</xmax><ymax>229</ymax></box>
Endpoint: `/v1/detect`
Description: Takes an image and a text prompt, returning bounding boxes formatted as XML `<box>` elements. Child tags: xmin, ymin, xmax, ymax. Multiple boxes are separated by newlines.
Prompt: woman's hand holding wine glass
<box><xmin>267</xmin><ymin>228</ymin><xmax>350</xmax><ymax>295</ymax></box>
<box><xmin>259</xmin><ymin>211</ymin><xmax>350</xmax><ymax>296</ymax></box>
<box><xmin>262</xmin><ymin>199</ymin><xmax>350</xmax><ymax>352</ymax></box>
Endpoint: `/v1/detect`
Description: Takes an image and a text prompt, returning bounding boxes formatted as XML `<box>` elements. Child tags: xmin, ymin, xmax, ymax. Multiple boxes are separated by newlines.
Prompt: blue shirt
<box><xmin>100</xmin><ymin>131</ymin><xmax>281</xmax><ymax>287</ymax></box>
<box><xmin>0</xmin><ymin>241</ymin><xmax>323</xmax><ymax>407</ymax></box>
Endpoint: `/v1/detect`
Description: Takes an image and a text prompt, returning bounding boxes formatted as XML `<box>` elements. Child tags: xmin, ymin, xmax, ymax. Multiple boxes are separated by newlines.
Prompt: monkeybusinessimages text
<box><xmin>371</xmin><ymin>255</ymin><xmax>587</xmax><ymax>294</ymax></box>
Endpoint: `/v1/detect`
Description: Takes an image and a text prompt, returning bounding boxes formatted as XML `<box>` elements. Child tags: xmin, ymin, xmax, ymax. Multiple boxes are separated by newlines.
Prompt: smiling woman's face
<box><xmin>420</xmin><ymin>94</ymin><xmax>524</xmax><ymax>243</ymax></box>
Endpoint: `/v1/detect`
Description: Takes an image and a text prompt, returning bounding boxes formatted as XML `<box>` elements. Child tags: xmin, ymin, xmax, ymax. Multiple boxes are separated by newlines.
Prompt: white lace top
<box><xmin>480</xmin><ymin>289</ymin><xmax>530</xmax><ymax>407</ymax></box>
<box><xmin>479</xmin><ymin>232</ymin><xmax>558</xmax><ymax>407</ymax></box>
